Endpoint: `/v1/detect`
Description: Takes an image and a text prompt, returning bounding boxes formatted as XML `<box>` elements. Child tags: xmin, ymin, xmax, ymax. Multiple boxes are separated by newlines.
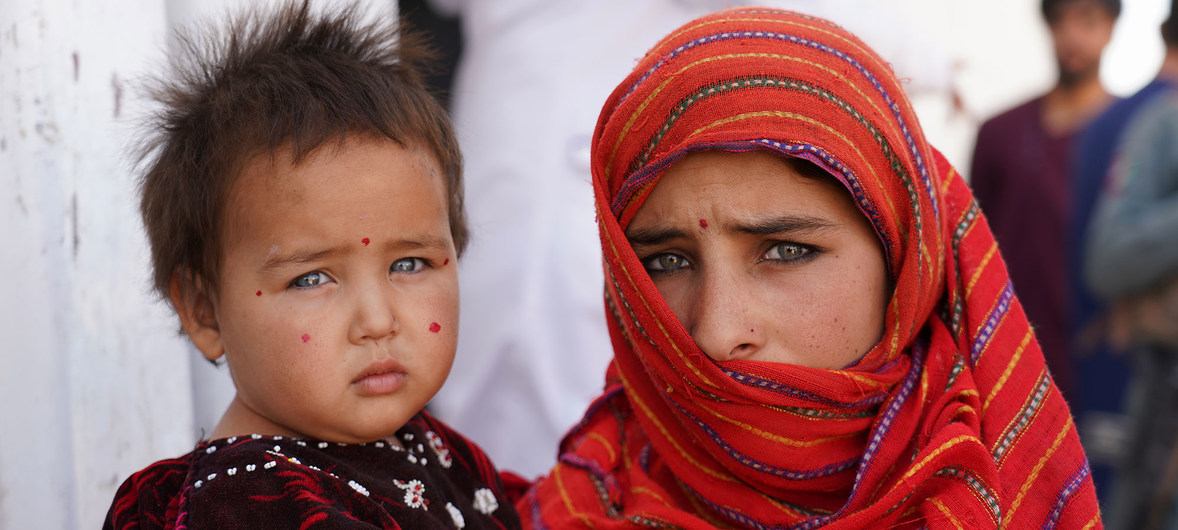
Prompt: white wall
<box><xmin>0</xmin><ymin>0</ymin><xmax>1167</xmax><ymax>527</ymax></box>
<box><xmin>0</xmin><ymin>1</ymin><xmax>193</xmax><ymax>528</ymax></box>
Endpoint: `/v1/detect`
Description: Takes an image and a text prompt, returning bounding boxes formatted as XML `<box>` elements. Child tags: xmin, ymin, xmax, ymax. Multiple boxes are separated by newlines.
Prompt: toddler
<box><xmin>103</xmin><ymin>2</ymin><xmax>519</xmax><ymax>528</ymax></box>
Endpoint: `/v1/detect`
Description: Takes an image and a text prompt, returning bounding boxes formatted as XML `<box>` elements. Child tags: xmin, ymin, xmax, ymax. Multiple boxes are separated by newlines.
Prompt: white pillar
<box><xmin>0</xmin><ymin>1</ymin><xmax>195</xmax><ymax>527</ymax></box>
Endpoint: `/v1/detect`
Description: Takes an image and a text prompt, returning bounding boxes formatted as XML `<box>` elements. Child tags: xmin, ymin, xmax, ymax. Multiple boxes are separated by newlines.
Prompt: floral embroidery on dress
<box><xmin>425</xmin><ymin>430</ymin><xmax>453</xmax><ymax>469</ymax></box>
<box><xmin>445</xmin><ymin>502</ymin><xmax>465</xmax><ymax>528</ymax></box>
<box><xmin>393</xmin><ymin>479</ymin><xmax>429</xmax><ymax>509</ymax></box>
<box><xmin>472</xmin><ymin>487</ymin><xmax>498</xmax><ymax>515</ymax></box>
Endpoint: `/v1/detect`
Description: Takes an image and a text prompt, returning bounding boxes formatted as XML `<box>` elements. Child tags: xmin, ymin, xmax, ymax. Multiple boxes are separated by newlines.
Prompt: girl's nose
<box><xmin>684</xmin><ymin>269</ymin><xmax>763</xmax><ymax>362</ymax></box>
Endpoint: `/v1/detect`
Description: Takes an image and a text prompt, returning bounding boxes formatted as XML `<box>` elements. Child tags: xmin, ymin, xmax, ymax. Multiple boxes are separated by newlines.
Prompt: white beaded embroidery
<box><xmin>446</xmin><ymin>502</ymin><xmax>465</xmax><ymax>528</ymax></box>
<box><xmin>426</xmin><ymin>431</ymin><xmax>453</xmax><ymax>469</ymax></box>
<box><xmin>473</xmin><ymin>488</ymin><xmax>498</xmax><ymax>515</ymax></box>
<box><xmin>393</xmin><ymin>479</ymin><xmax>429</xmax><ymax>509</ymax></box>
<box><xmin>348</xmin><ymin>480</ymin><xmax>370</xmax><ymax>496</ymax></box>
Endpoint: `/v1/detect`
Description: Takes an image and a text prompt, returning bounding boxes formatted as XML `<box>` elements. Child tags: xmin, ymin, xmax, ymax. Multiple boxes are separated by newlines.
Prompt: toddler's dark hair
<box><xmin>137</xmin><ymin>0</ymin><xmax>466</xmax><ymax>307</ymax></box>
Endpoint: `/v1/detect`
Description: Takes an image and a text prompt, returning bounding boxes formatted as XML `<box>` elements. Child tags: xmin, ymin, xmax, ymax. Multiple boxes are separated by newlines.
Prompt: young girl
<box><xmin>522</xmin><ymin>8</ymin><xmax>1100</xmax><ymax>528</ymax></box>
<box><xmin>104</xmin><ymin>2</ymin><xmax>518</xmax><ymax>528</ymax></box>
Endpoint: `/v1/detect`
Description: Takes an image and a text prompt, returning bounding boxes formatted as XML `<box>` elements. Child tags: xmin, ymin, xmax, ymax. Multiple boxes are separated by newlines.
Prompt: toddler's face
<box><xmin>201</xmin><ymin>136</ymin><xmax>458</xmax><ymax>442</ymax></box>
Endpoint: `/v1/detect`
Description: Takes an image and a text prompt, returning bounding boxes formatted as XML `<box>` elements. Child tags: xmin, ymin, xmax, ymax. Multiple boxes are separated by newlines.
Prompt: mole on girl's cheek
<box><xmin>361</xmin><ymin>237</ymin><xmax>371</xmax><ymax>246</ymax></box>
<box><xmin>699</xmin><ymin>219</ymin><xmax>708</xmax><ymax>229</ymax></box>
<box><xmin>429</xmin><ymin>322</ymin><xmax>441</xmax><ymax>333</ymax></box>
<box><xmin>301</xmin><ymin>333</ymin><xmax>311</xmax><ymax>343</ymax></box>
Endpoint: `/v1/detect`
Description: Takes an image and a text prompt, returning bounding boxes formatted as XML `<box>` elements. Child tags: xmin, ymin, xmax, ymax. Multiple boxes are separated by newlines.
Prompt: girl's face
<box><xmin>626</xmin><ymin>150</ymin><xmax>889</xmax><ymax>369</ymax></box>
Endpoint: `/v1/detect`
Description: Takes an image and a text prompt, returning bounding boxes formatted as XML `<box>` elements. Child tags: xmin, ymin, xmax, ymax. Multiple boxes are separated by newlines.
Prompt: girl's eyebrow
<box><xmin>626</xmin><ymin>215</ymin><xmax>836</xmax><ymax>246</ymax></box>
<box><xmin>731</xmin><ymin>215</ymin><xmax>837</xmax><ymax>235</ymax></box>
<box><xmin>625</xmin><ymin>226</ymin><xmax>688</xmax><ymax>247</ymax></box>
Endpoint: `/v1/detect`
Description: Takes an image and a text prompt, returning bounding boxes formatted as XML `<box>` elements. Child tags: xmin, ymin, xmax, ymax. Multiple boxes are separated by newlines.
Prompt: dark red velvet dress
<box><xmin>104</xmin><ymin>412</ymin><xmax>520</xmax><ymax>529</ymax></box>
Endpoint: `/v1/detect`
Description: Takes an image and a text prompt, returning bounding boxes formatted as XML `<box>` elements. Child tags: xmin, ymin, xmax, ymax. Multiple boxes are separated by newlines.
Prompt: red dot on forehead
<box><xmin>429</xmin><ymin>322</ymin><xmax>441</xmax><ymax>333</ymax></box>
<box><xmin>256</xmin><ymin>290</ymin><xmax>262</xmax><ymax>297</ymax></box>
<box><xmin>301</xmin><ymin>333</ymin><xmax>310</xmax><ymax>343</ymax></box>
<box><xmin>361</xmin><ymin>237</ymin><xmax>371</xmax><ymax>246</ymax></box>
<box><xmin>699</xmin><ymin>219</ymin><xmax>708</xmax><ymax>229</ymax></box>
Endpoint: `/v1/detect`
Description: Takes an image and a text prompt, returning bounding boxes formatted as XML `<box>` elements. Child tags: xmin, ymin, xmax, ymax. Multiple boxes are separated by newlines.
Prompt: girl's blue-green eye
<box><xmin>764</xmin><ymin>242</ymin><xmax>810</xmax><ymax>261</ymax></box>
<box><xmin>643</xmin><ymin>253</ymin><xmax>691</xmax><ymax>273</ymax></box>
<box><xmin>391</xmin><ymin>257</ymin><xmax>426</xmax><ymax>273</ymax></box>
<box><xmin>291</xmin><ymin>271</ymin><xmax>329</xmax><ymax>288</ymax></box>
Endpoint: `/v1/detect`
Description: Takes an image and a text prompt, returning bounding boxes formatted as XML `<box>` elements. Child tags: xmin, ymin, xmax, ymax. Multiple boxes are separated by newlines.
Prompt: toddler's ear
<box><xmin>170</xmin><ymin>269</ymin><xmax>225</xmax><ymax>363</ymax></box>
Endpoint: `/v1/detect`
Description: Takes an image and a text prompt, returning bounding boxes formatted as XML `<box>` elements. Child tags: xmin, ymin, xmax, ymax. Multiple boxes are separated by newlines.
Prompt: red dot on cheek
<box><xmin>443</xmin><ymin>258</ymin><xmax>449</xmax><ymax>265</ymax></box>
<box><xmin>429</xmin><ymin>322</ymin><xmax>441</xmax><ymax>333</ymax></box>
<box><xmin>699</xmin><ymin>219</ymin><xmax>708</xmax><ymax>229</ymax></box>
<box><xmin>301</xmin><ymin>333</ymin><xmax>310</xmax><ymax>343</ymax></box>
<box><xmin>256</xmin><ymin>290</ymin><xmax>262</xmax><ymax>297</ymax></box>
<box><xmin>361</xmin><ymin>237</ymin><xmax>370</xmax><ymax>246</ymax></box>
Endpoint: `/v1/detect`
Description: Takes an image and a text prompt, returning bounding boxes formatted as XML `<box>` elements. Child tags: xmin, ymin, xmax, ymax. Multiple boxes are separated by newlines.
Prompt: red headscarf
<box><xmin>520</xmin><ymin>8</ymin><xmax>1100</xmax><ymax>529</ymax></box>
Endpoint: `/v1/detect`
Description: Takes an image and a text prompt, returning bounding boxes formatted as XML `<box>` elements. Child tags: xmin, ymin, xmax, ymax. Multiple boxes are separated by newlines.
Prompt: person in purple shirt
<box><xmin>970</xmin><ymin>0</ymin><xmax>1119</xmax><ymax>408</ymax></box>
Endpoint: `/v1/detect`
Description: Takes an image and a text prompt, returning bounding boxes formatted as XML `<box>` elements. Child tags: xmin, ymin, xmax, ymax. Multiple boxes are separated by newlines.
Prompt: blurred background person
<box><xmin>1084</xmin><ymin>68</ymin><xmax>1178</xmax><ymax>529</ymax></box>
<box><xmin>970</xmin><ymin>0</ymin><xmax>1120</xmax><ymax>415</ymax></box>
<box><xmin>1071</xmin><ymin>0</ymin><xmax>1178</xmax><ymax>512</ymax></box>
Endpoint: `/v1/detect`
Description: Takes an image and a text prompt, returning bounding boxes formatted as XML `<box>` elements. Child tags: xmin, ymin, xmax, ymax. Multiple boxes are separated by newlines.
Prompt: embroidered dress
<box><xmin>104</xmin><ymin>413</ymin><xmax>519</xmax><ymax>529</ymax></box>
<box><xmin>521</xmin><ymin>8</ymin><xmax>1101</xmax><ymax>529</ymax></box>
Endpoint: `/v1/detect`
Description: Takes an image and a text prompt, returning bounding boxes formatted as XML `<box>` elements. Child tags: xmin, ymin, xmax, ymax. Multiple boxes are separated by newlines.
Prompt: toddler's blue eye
<box><xmin>643</xmin><ymin>253</ymin><xmax>690</xmax><ymax>272</ymax></box>
<box><xmin>391</xmin><ymin>258</ymin><xmax>425</xmax><ymax>273</ymax></box>
<box><xmin>765</xmin><ymin>242</ymin><xmax>810</xmax><ymax>261</ymax></box>
<box><xmin>291</xmin><ymin>271</ymin><xmax>329</xmax><ymax>288</ymax></box>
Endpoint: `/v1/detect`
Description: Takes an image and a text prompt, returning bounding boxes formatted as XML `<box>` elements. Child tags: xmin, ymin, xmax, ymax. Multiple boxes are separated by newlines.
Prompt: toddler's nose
<box><xmin>349</xmin><ymin>283</ymin><xmax>398</xmax><ymax>343</ymax></box>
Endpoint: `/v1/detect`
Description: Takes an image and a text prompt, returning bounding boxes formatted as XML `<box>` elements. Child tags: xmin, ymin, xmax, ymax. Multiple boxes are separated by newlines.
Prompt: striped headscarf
<box><xmin>520</xmin><ymin>8</ymin><xmax>1100</xmax><ymax>529</ymax></box>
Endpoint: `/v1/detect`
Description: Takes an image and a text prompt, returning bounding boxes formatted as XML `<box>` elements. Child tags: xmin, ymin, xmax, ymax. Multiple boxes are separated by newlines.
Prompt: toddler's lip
<box><xmin>351</xmin><ymin>359</ymin><xmax>407</xmax><ymax>395</ymax></box>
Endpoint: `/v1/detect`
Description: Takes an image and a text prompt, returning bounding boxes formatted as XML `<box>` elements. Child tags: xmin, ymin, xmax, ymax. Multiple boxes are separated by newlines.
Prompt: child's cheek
<box><xmin>430</xmin><ymin>288</ymin><xmax>460</xmax><ymax>343</ymax></box>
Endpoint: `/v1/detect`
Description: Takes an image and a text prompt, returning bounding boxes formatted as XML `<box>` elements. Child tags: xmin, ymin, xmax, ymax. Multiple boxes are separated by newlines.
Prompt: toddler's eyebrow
<box><xmin>382</xmin><ymin>235</ymin><xmax>451</xmax><ymax>252</ymax></box>
<box><xmin>261</xmin><ymin>248</ymin><xmax>339</xmax><ymax>271</ymax></box>
<box><xmin>260</xmin><ymin>236</ymin><xmax>452</xmax><ymax>271</ymax></box>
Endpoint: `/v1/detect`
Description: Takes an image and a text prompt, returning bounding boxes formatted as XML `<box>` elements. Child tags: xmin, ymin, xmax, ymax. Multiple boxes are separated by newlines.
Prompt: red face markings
<box><xmin>443</xmin><ymin>258</ymin><xmax>449</xmax><ymax>266</ymax></box>
<box><xmin>361</xmin><ymin>237</ymin><xmax>371</xmax><ymax>246</ymax></box>
<box><xmin>699</xmin><ymin>218</ymin><xmax>708</xmax><ymax>229</ymax></box>
<box><xmin>256</xmin><ymin>290</ymin><xmax>262</xmax><ymax>297</ymax></box>
<box><xmin>429</xmin><ymin>322</ymin><xmax>441</xmax><ymax>333</ymax></box>
<box><xmin>301</xmin><ymin>333</ymin><xmax>311</xmax><ymax>343</ymax></box>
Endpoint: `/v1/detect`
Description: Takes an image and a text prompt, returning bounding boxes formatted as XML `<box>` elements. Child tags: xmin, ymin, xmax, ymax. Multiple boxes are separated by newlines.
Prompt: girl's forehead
<box><xmin>634</xmin><ymin>150</ymin><xmax>870</xmax><ymax>227</ymax></box>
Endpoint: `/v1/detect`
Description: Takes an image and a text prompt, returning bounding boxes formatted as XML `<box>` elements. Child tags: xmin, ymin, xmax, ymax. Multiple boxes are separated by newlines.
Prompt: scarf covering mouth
<box><xmin>521</xmin><ymin>7</ymin><xmax>1099</xmax><ymax>529</ymax></box>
